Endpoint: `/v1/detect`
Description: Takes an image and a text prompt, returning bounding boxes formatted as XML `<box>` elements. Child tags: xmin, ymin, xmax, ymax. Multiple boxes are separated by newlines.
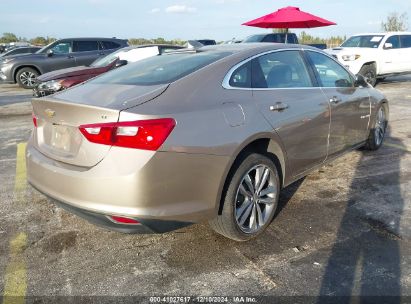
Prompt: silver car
<box><xmin>27</xmin><ymin>44</ymin><xmax>388</xmax><ymax>241</ymax></box>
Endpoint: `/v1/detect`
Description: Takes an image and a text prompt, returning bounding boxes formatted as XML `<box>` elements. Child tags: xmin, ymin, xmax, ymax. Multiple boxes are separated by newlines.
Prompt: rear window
<box><xmin>91</xmin><ymin>51</ymin><xmax>232</xmax><ymax>86</ymax></box>
<box><xmin>401</xmin><ymin>35</ymin><xmax>411</xmax><ymax>48</ymax></box>
<box><xmin>102</xmin><ymin>41</ymin><xmax>121</xmax><ymax>50</ymax></box>
<box><xmin>73</xmin><ymin>40</ymin><xmax>99</xmax><ymax>52</ymax></box>
<box><xmin>243</xmin><ymin>34</ymin><xmax>266</xmax><ymax>43</ymax></box>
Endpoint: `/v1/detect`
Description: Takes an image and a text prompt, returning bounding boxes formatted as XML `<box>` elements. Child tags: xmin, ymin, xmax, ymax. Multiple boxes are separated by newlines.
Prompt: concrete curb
<box><xmin>0</xmin><ymin>101</ymin><xmax>32</xmax><ymax>117</ymax></box>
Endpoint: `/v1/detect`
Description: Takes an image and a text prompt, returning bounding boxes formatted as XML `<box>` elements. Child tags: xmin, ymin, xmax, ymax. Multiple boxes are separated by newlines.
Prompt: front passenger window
<box><xmin>51</xmin><ymin>42</ymin><xmax>71</xmax><ymax>54</ymax></box>
<box><xmin>385</xmin><ymin>35</ymin><xmax>400</xmax><ymax>49</ymax></box>
<box><xmin>307</xmin><ymin>51</ymin><xmax>353</xmax><ymax>88</ymax></box>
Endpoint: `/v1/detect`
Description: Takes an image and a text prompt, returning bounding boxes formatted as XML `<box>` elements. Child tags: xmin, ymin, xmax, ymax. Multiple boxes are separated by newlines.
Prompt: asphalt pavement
<box><xmin>0</xmin><ymin>77</ymin><xmax>411</xmax><ymax>303</ymax></box>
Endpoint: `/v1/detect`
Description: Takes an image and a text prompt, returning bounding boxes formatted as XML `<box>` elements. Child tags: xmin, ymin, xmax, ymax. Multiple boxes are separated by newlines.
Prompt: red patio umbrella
<box><xmin>242</xmin><ymin>6</ymin><xmax>336</xmax><ymax>29</ymax></box>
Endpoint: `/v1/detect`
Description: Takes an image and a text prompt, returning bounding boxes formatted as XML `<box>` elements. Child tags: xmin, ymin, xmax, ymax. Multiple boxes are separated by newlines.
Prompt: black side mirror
<box><xmin>355</xmin><ymin>74</ymin><xmax>369</xmax><ymax>88</ymax></box>
<box><xmin>115</xmin><ymin>59</ymin><xmax>128</xmax><ymax>68</ymax></box>
<box><xmin>46</xmin><ymin>49</ymin><xmax>54</xmax><ymax>57</ymax></box>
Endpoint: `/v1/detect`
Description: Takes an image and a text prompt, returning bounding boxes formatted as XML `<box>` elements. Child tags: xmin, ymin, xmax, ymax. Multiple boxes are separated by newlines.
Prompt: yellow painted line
<box><xmin>13</xmin><ymin>143</ymin><xmax>27</xmax><ymax>197</ymax></box>
<box><xmin>2</xmin><ymin>232</ymin><xmax>27</xmax><ymax>304</ymax></box>
<box><xmin>384</xmin><ymin>142</ymin><xmax>411</xmax><ymax>153</ymax></box>
<box><xmin>2</xmin><ymin>143</ymin><xmax>28</xmax><ymax>304</ymax></box>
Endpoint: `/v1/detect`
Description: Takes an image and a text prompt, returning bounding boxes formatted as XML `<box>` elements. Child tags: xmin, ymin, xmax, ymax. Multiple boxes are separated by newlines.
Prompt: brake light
<box><xmin>79</xmin><ymin>118</ymin><xmax>175</xmax><ymax>151</ymax></box>
<box><xmin>32</xmin><ymin>113</ymin><xmax>37</xmax><ymax>127</ymax></box>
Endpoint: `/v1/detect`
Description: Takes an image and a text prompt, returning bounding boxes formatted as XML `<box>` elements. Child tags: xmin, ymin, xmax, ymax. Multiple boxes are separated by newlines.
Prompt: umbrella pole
<box><xmin>285</xmin><ymin>28</ymin><xmax>288</xmax><ymax>44</ymax></box>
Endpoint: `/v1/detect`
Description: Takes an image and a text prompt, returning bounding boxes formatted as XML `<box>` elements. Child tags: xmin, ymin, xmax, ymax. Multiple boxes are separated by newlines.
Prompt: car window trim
<box><xmin>302</xmin><ymin>49</ymin><xmax>357</xmax><ymax>89</ymax></box>
<box><xmin>222</xmin><ymin>48</ymin><xmax>320</xmax><ymax>91</ymax></box>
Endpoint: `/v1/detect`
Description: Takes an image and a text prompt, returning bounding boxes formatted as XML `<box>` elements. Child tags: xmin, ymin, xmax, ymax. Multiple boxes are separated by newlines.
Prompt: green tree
<box><xmin>30</xmin><ymin>36</ymin><xmax>48</xmax><ymax>46</ymax></box>
<box><xmin>272</xmin><ymin>28</ymin><xmax>289</xmax><ymax>33</ymax></box>
<box><xmin>381</xmin><ymin>12</ymin><xmax>409</xmax><ymax>31</ymax></box>
<box><xmin>128</xmin><ymin>38</ymin><xmax>153</xmax><ymax>45</ymax></box>
<box><xmin>0</xmin><ymin>32</ymin><xmax>18</xmax><ymax>43</ymax></box>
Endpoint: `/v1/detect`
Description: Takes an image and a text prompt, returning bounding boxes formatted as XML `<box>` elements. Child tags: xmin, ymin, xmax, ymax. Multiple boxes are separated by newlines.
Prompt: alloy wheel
<box><xmin>235</xmin><ymin>164</ymin><xmax>277</xmax><ymax>234</ymax></box>
<box><xmin>375</xmin><ymin>107</ymin><xmax>386</xmax><ymax>146</ymax></box>
<box><xmin>19</xmin><ymin>71</ymin><xmax>36</xmax><ymax>87</ymax></box>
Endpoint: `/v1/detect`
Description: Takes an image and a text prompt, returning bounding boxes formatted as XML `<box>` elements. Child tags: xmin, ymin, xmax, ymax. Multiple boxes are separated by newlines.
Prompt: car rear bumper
<box><xmin>26</xmin><ymin>137</ymin><xmax>230</xmax><ymax>230</ymax></box>
<box><xmin>31</xmin><ymin>183</ymin><xmax>192</xmax><ymax>233</ymax></box>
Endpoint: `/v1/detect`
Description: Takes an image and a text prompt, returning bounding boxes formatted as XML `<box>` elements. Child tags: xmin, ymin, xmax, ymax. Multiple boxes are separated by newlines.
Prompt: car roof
<box><xmin>57</xmin><ymin>37</ymin><xmax>127</xmax><ymax>41</ymax></box>
<box><xmin>350</xmin><ymin>32</ymin><xmax>411</xmax><ymax>36</ymax></box>
<box><xmin>199</xmin><ymin>42</ymin><xmax>316</xmax><ymax>54</ymax></box>
<box><xmin>129</xmin><ymin>44</ymin><xmax>184</xmax><ymax>49</ymax></box>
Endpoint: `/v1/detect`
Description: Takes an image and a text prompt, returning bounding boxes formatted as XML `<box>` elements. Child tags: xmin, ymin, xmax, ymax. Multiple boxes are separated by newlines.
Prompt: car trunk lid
<box><xmin>32</xmin><ymin>98</ymin><xmax>120</xmax><ymax>167</ymax></box>
<box><xmin>52</xmin><ymin>83</ymin><xmax>169</xmax><ymax>110</ymax></box>
<box><xmin>31</xmin><ymin>84</ymin><xmax>169</xmax><ymax>167</ymax></box>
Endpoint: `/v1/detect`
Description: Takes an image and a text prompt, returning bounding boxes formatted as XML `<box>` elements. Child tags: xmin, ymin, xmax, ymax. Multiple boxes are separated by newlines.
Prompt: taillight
<box><xmin>32</xmin><ymin>113</ymin><xmax>37</xmax><ymax>127</ymax></box>
<box><xmin>79</xmin><ymin>118</ymin><xmax>175</xmax><ymax>151</ymax></box>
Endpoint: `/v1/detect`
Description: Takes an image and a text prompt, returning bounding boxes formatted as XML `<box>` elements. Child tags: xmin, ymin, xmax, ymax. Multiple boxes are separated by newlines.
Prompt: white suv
<box><xmin>325</xmin><ymin>32</ymin><xmax>411</xmax><ymax>86</ymax></box>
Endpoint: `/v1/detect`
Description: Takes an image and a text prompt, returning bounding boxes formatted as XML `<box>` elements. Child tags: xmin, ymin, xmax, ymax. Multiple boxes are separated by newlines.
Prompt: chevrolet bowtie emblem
<box><xmin>44</xmin><ymin>109</ymin><xmax>55</xmax><ymax>118</ymax></box>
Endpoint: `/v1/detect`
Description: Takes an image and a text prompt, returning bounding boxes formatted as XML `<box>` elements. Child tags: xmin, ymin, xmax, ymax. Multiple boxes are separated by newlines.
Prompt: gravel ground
<box><xmin>0</xmin><ymin>77</ymin><xmax>411</xmax><ymax>303</ymax></box>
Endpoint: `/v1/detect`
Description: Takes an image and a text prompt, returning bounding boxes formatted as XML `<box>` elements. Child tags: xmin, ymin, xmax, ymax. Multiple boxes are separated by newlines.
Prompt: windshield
<box><xmin>341</xmin><ymin>35</ymin><xmax>384</xmax><ymax>48</ymax></box>
<box><xmin>243</xmin><ymin>34</ymin><xmax>266</xmax><ymax>43</ymax></box>
<box><xmin>36</xmin><ymin>41</ymin><xmax>56</xmax><ymax>54</ymax></box>
<box><xmin>91</xmin><ymin>48</ymin><xmax>126</xmax><ymax>67</ymax></box>
<box><xmin>91</xmin><ymin>51</ymin><xmax>232</xmax><ymax>86</ymax></box>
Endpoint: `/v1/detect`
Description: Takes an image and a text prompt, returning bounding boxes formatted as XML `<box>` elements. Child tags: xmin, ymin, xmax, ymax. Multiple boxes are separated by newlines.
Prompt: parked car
<box><xmin>0</xmin><ymin>37</ymin><xmax>128</xmax><ymax>88</ymax></box>
<box><xmin>0</xmin><ymin>47</ymin><xmax>41</xmax><ymax>58</ymax></box>
<box><xmin>196</xmin><ymin>39</ymin><xmax>217</xmax><ymax>46</ymax></box>
<box><xmin>243</xmin><ymin>33</ymin><xmax>299</xmax><ymax>44</ymax></box>
<box><xmin>325</xmin><ymin>32</ymin><xmax>411</xmax><ymax>86</ymax></box>
<box><xmin>33</xmin><ymin>44</ymin><xmax>184</xmax><ymax>97</ymax></box>
<box><xmin>27</xmin><ymin>44</ymin><xmax>388</xmax><ymax>241</ymax></box>
<box><xmin>243</xmin><ymin>33</ymin><xmax>327</xmax><ymax>49</ymax></box>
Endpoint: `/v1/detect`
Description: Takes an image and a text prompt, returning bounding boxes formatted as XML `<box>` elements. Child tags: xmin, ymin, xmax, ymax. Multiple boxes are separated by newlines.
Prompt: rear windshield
<box><xmin>91</xmin><ymin>51</ymin><xmax>232</xmax><ymax>85</ymax></box>
<box><xmin>243</xmin><ymin>34</ymin><xmax>266</xmax><ymax>43</ymax></box>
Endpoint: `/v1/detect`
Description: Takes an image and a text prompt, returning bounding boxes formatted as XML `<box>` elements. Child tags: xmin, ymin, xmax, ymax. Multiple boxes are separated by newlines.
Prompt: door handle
<box><xmin>269</xmin><ymin>102</ymin><xmax>289</xmax><ymax>112</ymax></box>
<box><xmin>67</xmin><ymin>55</ymin><xmax>74</xmax><ymax>59</ymax></box>
<box><xmin>329</xmin><ymin>96</ymin><xmax>342</xmax><ymax>104</ymax></box>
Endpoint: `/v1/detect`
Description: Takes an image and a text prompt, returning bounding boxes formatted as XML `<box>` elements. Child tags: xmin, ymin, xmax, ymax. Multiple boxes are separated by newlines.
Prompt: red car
<box><xmin>33</xmin><ymin>44</ymin><xmax>184</xmax><ymax>97</ymax></box>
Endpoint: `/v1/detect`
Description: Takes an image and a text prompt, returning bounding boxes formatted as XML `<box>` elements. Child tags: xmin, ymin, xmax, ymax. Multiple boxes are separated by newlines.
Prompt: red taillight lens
<box><xmin>108</xmin><ymin>216</ymin><xmax>140</xmax><ymax>225</ymax></box>
<box><xmin>32</xmin><ymin>113</ymin><xmax>37</xmax><ymax>127</ymax></box>
<box><xmin>79</xmin><ymin>118</ymin><xmax>175</xmax><ymax>151</ymax></box>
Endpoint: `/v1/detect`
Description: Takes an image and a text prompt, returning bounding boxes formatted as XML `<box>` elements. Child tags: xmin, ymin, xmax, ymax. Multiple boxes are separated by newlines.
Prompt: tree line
<box><xmin>1</xmin><ymin>12</ymin><xmax>408</xmax><ymax>47</ymax></box>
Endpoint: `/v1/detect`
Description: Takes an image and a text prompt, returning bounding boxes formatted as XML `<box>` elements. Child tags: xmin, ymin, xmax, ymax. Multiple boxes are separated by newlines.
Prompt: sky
<box><xmin>0</xmin><ymin>0</ymin><xmax>410</xmax><ymax>42</ymax></box>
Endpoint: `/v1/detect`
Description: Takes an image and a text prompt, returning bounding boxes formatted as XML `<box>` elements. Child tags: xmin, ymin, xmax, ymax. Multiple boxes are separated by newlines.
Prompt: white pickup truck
<box><xmin>325</xmin><ymin>32</ymin><xmax>411</xmax><ymax>86</ymax></box>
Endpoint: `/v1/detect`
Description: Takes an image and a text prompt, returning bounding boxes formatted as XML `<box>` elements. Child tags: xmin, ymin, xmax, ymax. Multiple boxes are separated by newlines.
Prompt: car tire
<box><xmin>209</xmin><ymin>153</ymin><xmax>280</xmax><ymax>241</ymax></box>
<box><xmin>363</xmin><ymin>104</ymin><xmax>388</xmax><ymax>151</ymax></box>
<box><xmin>16</xmin><ymin>67</ymin><xmax>39</xmax><ymax>89</ymax></box>
<box><xmin>359</xmin><ymin>64</ymin><xmax>377</xmax><ymax>87</ymax></box>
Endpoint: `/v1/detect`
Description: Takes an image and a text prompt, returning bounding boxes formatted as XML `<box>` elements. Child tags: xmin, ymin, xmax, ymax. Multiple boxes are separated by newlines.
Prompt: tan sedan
<box><xmin>27</xmin><ymin>44</ymin><xmax>388</xmax><ymax>241</ymax></box>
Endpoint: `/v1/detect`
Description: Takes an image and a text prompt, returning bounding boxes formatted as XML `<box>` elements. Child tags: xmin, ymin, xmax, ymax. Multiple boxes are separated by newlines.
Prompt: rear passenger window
<box><xmin>229</xmin><ymin>62</ymin><xmax>251</xmax><ymax>88</ymax></box>
<box><xmin>307</xmin><ymin>51</ymin><xmax>353</xmax><ymax>88</ymax></box>
<box><xmin>73</xmin><ymin>41</ymin><xmax>99</xmax><ymax>52</ymax></box>
<box><xmin>400</xmin><ymin>35</ymin><xmax>411</xmax><ymax>48</ymax></box>
<box><xmin>252</xmin><ymin>50</ymin><xmax>313</xmax><ymax>88</ymax></box>
<box><xmin>101</xmin><ymin>41</ymin><xmax>121</xmax><ymax>50</ymax></box>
